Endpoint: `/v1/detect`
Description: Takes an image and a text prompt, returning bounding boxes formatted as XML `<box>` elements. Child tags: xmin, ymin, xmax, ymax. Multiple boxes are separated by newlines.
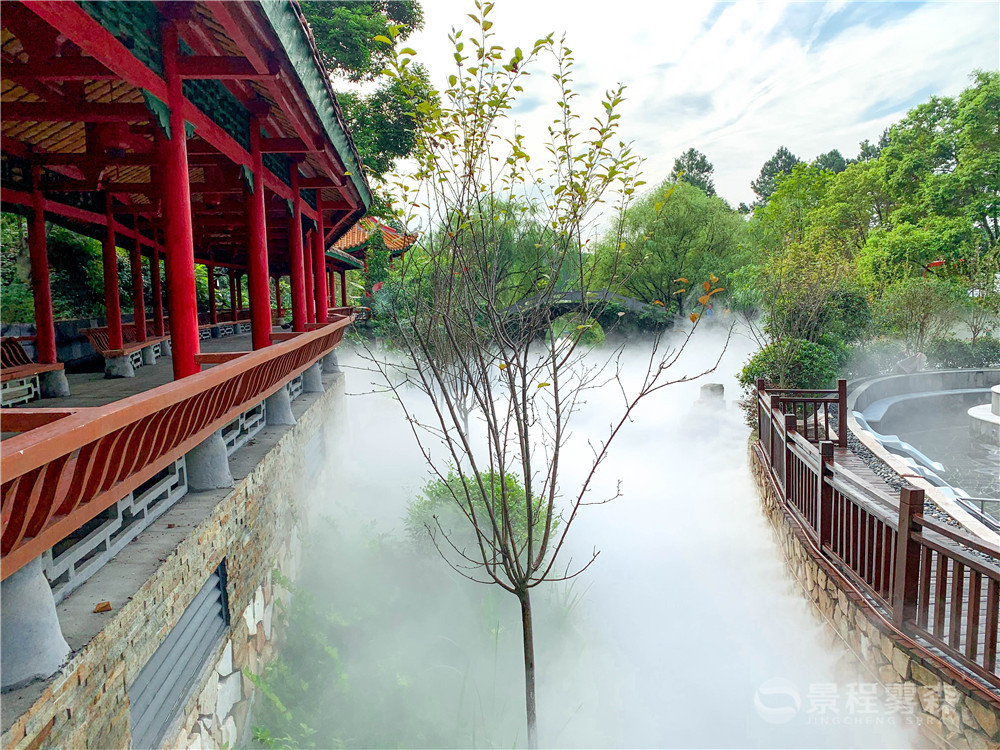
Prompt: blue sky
<box><xmin>402</xmin><ymin>0</ymin><xmax>999</xmax><ymax>212</ymax></box>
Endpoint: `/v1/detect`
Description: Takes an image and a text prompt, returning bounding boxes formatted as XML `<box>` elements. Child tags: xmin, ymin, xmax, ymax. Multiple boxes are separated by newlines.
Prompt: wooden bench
<box><xmin>1</xmin><ymin>338</ymin><xmax>65</xmax><ymax>406</ymax></box>
<box><xmin>80</xmin><ymin>324</ymin><xmax>171</xmax><ymax>376</ymax></box>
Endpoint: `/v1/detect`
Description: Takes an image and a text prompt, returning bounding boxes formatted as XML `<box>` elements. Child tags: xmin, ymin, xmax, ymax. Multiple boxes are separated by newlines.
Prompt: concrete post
<box><xmin>265</xmin><ymin>388</ymin><xmax>295</xmax><ymax>426</ymax></box>
<box><xmin>1</xmin><ymin>558</ymin><xmax>70</xmax><ymax>690</ymax></box>
<box><xmin>185</xmin><ymin>430</ymin><xmax>233</xmax><ymax>491</ymax></box>
<box><xmin>39</xmin><ymin>369</ymin><xmax>70</xmax><ymax>398</ymax></box>
<box><xmin>160</xmin><ymin>338</ymin><xmax>173</xmax><ymax>357</ymax></box>
<box><xmin>321</xmin><ymin>349</ymin><xmax>342</xmax><ymax>374</ymax></box>
<box><xmin>105</xmin><ymin>355</ymin><xmax>135</xmax><ymax>379</ymax></box>
<box><xmin>141</xmin><ymin>346</ymin><xmax>157</xmax><ymax>366</ymax></box>
<box><xmin>302</xmin><ymin>363</ymin><xmax>324</xmax><ymax>393</ymax></box>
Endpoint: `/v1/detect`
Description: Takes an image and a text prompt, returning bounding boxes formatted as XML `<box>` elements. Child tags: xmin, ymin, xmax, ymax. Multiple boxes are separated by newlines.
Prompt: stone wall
<box><xmin>1</xmin><ymin>372</ymin><xmax>343</xmax><ymax>750</ymax></box>
<box><xmin>749</xmin><ymin>445</ymin><xmax>1000</xmax><ymax>750</ymax></box>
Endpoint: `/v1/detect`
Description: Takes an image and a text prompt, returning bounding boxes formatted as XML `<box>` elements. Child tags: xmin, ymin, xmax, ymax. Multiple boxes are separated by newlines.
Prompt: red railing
<box><xmin>756</xmin><ymin>378</ymin><xmax>847</xmax><ymax>447</ymax></box>
<box><xmin>756</xmin><ymin>383</ymin><xmax>1000</xmax><ymax>693</ymax></box>
<box><xmin>0</xmin><ymin>317</ymin><xmax>350</xmax><ymax>580</ymax></box>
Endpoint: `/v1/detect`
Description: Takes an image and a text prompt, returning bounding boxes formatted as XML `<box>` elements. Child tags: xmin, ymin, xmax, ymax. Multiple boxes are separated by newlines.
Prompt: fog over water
<box><xmin>295</xmin><ymin>326</ymin><xmax>921</xmax><ymax>748</ymax></box>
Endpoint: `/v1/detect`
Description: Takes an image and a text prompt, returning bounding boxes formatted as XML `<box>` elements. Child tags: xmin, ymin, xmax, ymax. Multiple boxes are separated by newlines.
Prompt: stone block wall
<box><xmin>1</xmin><ymin>373</ymin><xmax>343</xmax><ymax>750</ymax></box>
<box><xmin>750</xmin><ymin>445</ymin><xmax>1000</xmax><ymax>750</ymax></box>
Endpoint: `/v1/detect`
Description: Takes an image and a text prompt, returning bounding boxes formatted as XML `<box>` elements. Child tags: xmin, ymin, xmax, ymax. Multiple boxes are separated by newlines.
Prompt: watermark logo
<box><xmin>754</xmin><ymin>677</ymin><xmax>802</xmax><ymax>724</ymax></box>
<box><xmin>753</xmin><ymin>680</ymin><xmax>920</xmax><ymax>727</ymax></box>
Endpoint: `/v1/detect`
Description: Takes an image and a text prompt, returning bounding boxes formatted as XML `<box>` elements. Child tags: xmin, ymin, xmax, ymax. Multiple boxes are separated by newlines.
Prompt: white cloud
<box><xmin>401</xmin><ymin>0</ymin><xmax>998</xmax><ymax>219</ymax></box>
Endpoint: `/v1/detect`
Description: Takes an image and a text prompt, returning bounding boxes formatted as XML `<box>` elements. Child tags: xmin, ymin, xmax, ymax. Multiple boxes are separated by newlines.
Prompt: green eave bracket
<box><xmin>257</xmin><ymin>0</ymin><xmax>372</xmax><ymax>211</ymax></box>
<box><xmin>142</xmin><ymin>92</ymin><xmax>195</xmax><ymax>139</ymax></box>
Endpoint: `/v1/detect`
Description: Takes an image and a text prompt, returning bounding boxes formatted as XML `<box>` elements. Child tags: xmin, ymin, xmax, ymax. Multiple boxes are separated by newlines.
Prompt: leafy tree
<box><xmin>750</xmin><ymin>145</ymin><xmax>801</xmax><ymax>203</ymax></box>
<box><xmin>738</xmin><ymin>338</ymin><xmax>839</xmax><ymax>390</ymax></box>
<box><xmin>592</xmin><ymin>180</ymin><xmax>746</xmax><ymax>315</ymax></box>
<box><xmin>875</xmin><ymin>275</ymin><xmax>965</xmax><ymax>353</ymax></box>
<box><xmin>857</xmin><ymin>128</ymin><xmax>890</xmax><ymax>162</ymax></box>
<box><xmin>301</xmin><ymin>1</ymin><xmax>429</xmax><ymax>185</ymax></box>
<box><xmin>301</xmin><ymin>1</ymin><xmax>423</xmax><ymax>81</ymax></box>
<box><xmin>363</xmin><ymin>224</ymin><xmax>391</xmax><ymax>295</ymax></box>
<box><xmin>669</xmin><ymin>147</ymin><xmax>716</xmax><ymax>196</ymax></box>
<box><xmin>368</xmin><ymin>8</ymin><xmax>728</xmax><ymax>746</ymax></box>
<box><xmin>813</xmin><ymin>148</ymin><xmax>848</xmax><ymax>174</ymax></box>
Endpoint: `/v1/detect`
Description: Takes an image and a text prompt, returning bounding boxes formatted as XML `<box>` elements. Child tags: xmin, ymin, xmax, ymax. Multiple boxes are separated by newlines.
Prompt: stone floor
<box><xmin>13</xmin><ymin>331</ymin><xmax>271</xmax><ymax>411</ymax></box>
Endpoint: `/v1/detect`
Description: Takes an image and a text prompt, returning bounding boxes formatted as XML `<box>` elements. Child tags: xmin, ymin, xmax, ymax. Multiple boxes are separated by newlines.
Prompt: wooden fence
<box><xmin>756</xmin><ymin>382</ymin><xmax>1000</xmax><ymax>692</ymax></box>
<box><xmin>0</xmin><ymin>317</ymin><xmax>350</xmax><ymax>580</ymax></box>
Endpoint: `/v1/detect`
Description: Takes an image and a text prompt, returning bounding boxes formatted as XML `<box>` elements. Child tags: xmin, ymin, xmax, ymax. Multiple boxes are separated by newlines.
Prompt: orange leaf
<box><xmin>94</xmin><ymin>601</ymin><xmax>112</xmax><ymax>613</ymax></box>
<box><xmin>673</xmin><ymin>288</ymin><xmax>687</xmax><ymax>295</ymax></box>
<box><xmin>698</xmin><ymin>295</ymin><xmax>710</xmax><ymax>305</ymax></box>
<box><xmin>653</xmin><ymin>300</ymin><xmax>664</xmax><ymax>306</ymax></box>
<box><xmin>702</xmin><ymin>281</ymin><xmax>711</xmax><ymax>292</ymax></box>
<box><xmin>674</xmin><ymin>277</ymin><xmax>689</xmax><ymax>283</ymax></box>
<box><xmin>689</xmin><ymin>313</ymin><xmax>700</xmax><ymax>323</ymax></box>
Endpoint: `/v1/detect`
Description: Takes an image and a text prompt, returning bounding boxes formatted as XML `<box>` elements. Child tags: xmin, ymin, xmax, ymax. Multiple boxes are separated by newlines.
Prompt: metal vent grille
<box><xmin>129</xmin><ymin>563</ymin><xmax>229</xmax><ymax>749</ymax></box>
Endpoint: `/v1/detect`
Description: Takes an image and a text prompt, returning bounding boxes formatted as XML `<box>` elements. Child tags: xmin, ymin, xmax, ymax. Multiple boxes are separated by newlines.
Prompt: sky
<box><xmin>400</xmin><ymin>0</ymin><xmax>999</xmax><ymax>211</ymax></box>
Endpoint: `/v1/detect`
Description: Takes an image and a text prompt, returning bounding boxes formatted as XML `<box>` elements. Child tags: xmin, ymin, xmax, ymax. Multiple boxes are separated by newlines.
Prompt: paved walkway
<box><xmin>8</xmin><ymin>331</ymin><xmax>266</xmax><ymax>412</ymax></box>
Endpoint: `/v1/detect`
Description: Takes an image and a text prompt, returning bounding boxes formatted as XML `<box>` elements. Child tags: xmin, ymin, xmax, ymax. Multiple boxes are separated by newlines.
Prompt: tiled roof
<box><xmin>332</xmin><ymin>219</ymin><xmax>417</xmax><ymax>255</ymax></box>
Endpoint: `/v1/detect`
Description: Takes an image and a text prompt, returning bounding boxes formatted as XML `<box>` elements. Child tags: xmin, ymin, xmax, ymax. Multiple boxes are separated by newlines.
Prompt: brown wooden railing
<box><xmin>0</xmin><ymin>317</ymin><xmax>350</xmax><ymax>580</ymax></box>
<box><xmin>756</xmin><ymin>382</ymin><xmax>1000</xmax><ymax>692</ymax></box>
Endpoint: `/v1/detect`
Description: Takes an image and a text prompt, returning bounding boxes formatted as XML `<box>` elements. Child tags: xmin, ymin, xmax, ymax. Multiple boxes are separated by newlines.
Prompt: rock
<box><xmin>943</xmin><ymin>683</ymin><xmax>962</xmax><ymax>706</ymax></box>
<box><xmin>891</xmin><ymin>648</ymin><xmax>910</xmax><ymax>679</ymax></box>
<box><xmin>877</xmin><ymin>665</ymin><xmax>897</xmax><ymax>684</ymax></box>
<box><xmin>253</xmin><ymin>587</ymin><xmax>265</xmax><ymax>626</ymax></box>
<box><xmin>197</xmin><ymin>670</ymin><xmax>219</xmax><ymax>715</ymax></box>
<box><xmin>221</xmin><ymin>716</ymin><xmax>238</xmax><ymax>748</ymax></box>
<box><xmin>965</xmin><ymin>728</ymin><xmax>996</xmax><ymax>750</ymax></box>
<box><xmin>242</xmin><ymin>601</ymin><xmax>255</xmax><ymax>633</ymax></box>
<box><xmin>215</xmin><ymin>672</ymin><xmax>242</xmax><ymax>721</ymax></box>
<box><xmin>186</xmin><ymin>729</ymin><xmax>203</xmax><ymax>750</ymax></box>
<box><xmin>263</xmin><ymin>603</ymin><xmax>273</xmax><ymax>640</ymax></box>
<box><xmin>966</xmin><ymin>699</ymin><xmax>999</xmax><ymax>738</ymax></box>
<box><xmin>911</xmin><ymin>660</ymin><xmax>940</xmax><ymax>688</ymax></box>
<box><xmin>922</xmin><ymin>716</ymin><xmax>945</xmax><ymax>741</ymax></box>
<box><xmin>216</xmin><ymin>640</ymin><xmax>233</xmax><ymax>676</ymax></box>
<box><xmin>918</xmin><ymin>686</ymin><xmax>942</xmax><ymax>716</ymax></box>
<box><xmin>942</xmin><ymin>702</ymin><xmax>963</xmax><ymax>734</ymax></box>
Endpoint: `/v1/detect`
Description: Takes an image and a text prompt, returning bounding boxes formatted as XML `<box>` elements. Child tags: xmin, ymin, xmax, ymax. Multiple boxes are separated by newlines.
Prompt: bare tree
<box><xmin>365</xmin><ymin>6</ymin><xmax>730</xmax><ymax>746</ymax></box>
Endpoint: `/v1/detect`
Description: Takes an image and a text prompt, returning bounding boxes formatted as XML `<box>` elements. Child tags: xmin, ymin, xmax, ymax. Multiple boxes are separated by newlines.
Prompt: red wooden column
<box><xmin>288</xmin><ymin>167</ymin><xmax>307</xmax><ymax>332</ymax></box>
<box><xmin>228</xmin><ymin>269</ymin><xmax>238</xmax><ymax>321</ymax></box>
<box><xmin>129</xmin><ymin>232</ymin><xmax>147</xmax><ymax>342</ymax></box>
<box><xmin>151</xmin><ymin>242</ymin><xmax>165</xmax><ymax>337</ymax></box>
<box><xmin>160</xmin><ymin>24</ymin><xmax>200</xmax><ymax>378</ymax></box>
<box><xmin>28</xmin><ymin>167</ymin><xmax>57</xmax><ymax>364</ymax></box>
<box><xmin>273</xmin><ymin>276</ymin><xmax>283</xmax><ymax>319</ymax></box>
<box><xmin>313</xmin><ymin>195</ymin><xmax>328</xmax><ymax>324</ymax></box>
<box><xmin>340</xmin><ymin>271</ymin><xmax>348</xmax><ymax>308</ymax></box>
<box><xmin>303</xmin><ymin>229</ymin><xmax>315</xmax><ymax>325</ymax></box>
<box><xmin>246</xmin><ymin>117</ymin><xmax>271</xmax><ymax>349</ymax></box>
<box><xmin>102</xmin><ymin>195</ymin><xmax>124</xmax><ymax>351</ymax></box>
<box><xmin>208</xmin><ymin>264</ymin><xmax>218</xmax><ymax>324</ymax></box>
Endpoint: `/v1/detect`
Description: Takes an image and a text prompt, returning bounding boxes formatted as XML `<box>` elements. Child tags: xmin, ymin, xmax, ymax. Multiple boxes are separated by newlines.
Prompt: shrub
<box><xmin>926</xmin><ymin>336</ymin><xmax>1000</xmax><ymax>369</ymax></box>
<box><xmin>405</xmin><ymin>471</ymin><xmax>554</xmax><ymax>553</ymax></box>
<box><xmin>738</xmin><ymin>338</ymin><xmax>839</xmax><ymax>391</ymax></box>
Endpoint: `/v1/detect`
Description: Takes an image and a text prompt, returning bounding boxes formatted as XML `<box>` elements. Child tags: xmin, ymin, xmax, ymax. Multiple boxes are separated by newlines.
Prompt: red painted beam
<box><xmin>261</xmin><ymin>137</ymin><xmax>316</xmax><ymax>154</ymax></box>
<box><xmin>176</xmin><ymin>56</ymin><xmax>278</xmax><ymax>80</ymax></box>
<box><xmin>0</xmin><ymin>186</ymin><xmax>157</xmax><ymax>249</ymax></box>
<box><xmin>1</xmin><ymin>58</ymin><xmax>116</xmax><ymax>81</ymax></box>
